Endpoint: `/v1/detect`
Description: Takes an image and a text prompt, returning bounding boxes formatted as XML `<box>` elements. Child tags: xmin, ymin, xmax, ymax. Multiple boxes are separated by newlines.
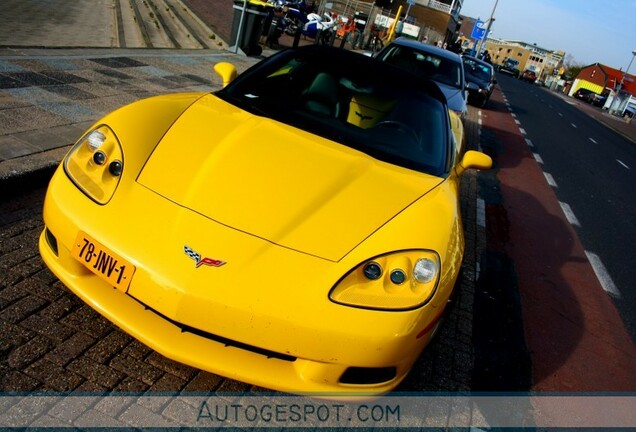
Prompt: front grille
<box><xmin>340</xmin><ymin>366</ymin><xmax>396</xmax><ymax>384</ymax></box>
<box><xmin>132</xmin><ymin>297</ymin><xmax>297</xmax><ymax>362</ymax></box>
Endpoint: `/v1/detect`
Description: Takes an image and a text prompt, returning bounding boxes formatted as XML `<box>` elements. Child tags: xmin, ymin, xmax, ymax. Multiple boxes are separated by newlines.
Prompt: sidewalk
<box><xmin>0</xmin><ymin>48</ymin><xmax>272</xmax><ymax>189</ymax></box>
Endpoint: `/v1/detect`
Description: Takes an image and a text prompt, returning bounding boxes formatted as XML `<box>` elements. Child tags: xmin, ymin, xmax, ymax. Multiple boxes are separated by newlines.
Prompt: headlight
<box><xmin>329</xmin><ymin>250</ymin><xmax>441</xmax><ymax>310</ymax></box>
<box><xmin>64</xmin><ymin>125</ymin><xmax>124</xmax><ymax>204</ymax></box>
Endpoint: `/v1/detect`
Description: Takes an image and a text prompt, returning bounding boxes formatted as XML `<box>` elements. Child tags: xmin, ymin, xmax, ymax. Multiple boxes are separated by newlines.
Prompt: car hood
<box><xmin>466</xmin><ymin>75</ymin><xmax>490</xmax><ymax>88</ymax></box>
<box><xmin>137</xmin><ymin>94</ymin><xmax>443</xmax><ymax>262</ymax></box>
<box><xmin>434</xmin><ymin>82</ymin><xmax>465</xmax><ymax>113</ymax></box>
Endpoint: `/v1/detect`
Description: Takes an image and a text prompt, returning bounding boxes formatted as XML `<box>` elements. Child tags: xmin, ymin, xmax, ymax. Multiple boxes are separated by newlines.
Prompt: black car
<box><xmin>573</xmin><ymin>88</ymin><xmax>594</xmax><ymax>101</ymax></box>
<box><xmin>462</xmin><ymin>55</ymin><xmax>496</xmax><ymax>107</ymax></box>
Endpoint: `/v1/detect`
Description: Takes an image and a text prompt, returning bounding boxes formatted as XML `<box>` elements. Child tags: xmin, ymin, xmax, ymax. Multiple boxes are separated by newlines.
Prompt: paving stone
<box><xmin>42</xmin><ymin>84</ymin><xmax>94</xmax><ymax>100</ymax></box>
<box><xmin>60</xmin><ymin>305</ymin><xmax>113</xmax><ymax>338</ymax></box>
<box><xmin>0</xmin><ymin>316</ymin><xmax>36</xmax><ymax>345</ymax></box>
<box><xmin>20</xmin><ymin>313</ymin><xmax>77</xmax><ymax>343</ymax></box>
<box><xmin>86</xmin><ymin>330</ymin><xmax>133</xmax><ymax>364</ymax></box>
<box><xmin>24</xmin><ymin>358</ymin><xmax>84</xmax><ymax>391</ymax></box>
<box><xmin>0</xmin><ymin>134</ymin><xmax>39</xmax><ymax>160</ymax></box>
<box><xmin>114</xmin><ymin>376</ymin><xmax>150</xmax><ymax>392</ymax></box>
<box><xmin>0</xmin><ymin>74</ymin><xmax>29</xmax><ymax>89</ymax></box>
<box><xmin>0</xmin><ymin>370</ymin><xmax>41</xmax><ymax>391</ymax></box>
<box><xmin>90</xmin><ymin>57</ymin><xmax>148</xmax><ymax>68</ymax></box>
<box><xmin>182</xmin><ymin>371</ymin><xmax>223</xmax><ymax>392</ymax></box>
<box><xmin>7</xmin><ymin>335</ymin><xmax>53</xmax><ymax>369</ymax></box>
<box><xmin>121</xmin><ymin>339</ymin><xmax>152</xmax><ymax>360</ymax></box>
<box><xmin>67</xmin><ymin>356</ymin><xmax>126</xmax><ymax>388</ymax></box>
<box><xmin>45</xmin><ymin>332</ymin><xmax>96</xmax><ymax>366</ymax></box>
<box><xmin>109</xmin><ymin>354</ymin><xmax>164</xmax><ymax>386</ymax></box>
<box><xmin>215</xmin><ymin>379</ymin><xmax>251</xmax><ymax>393</ymax></box>
<box><xmin>0</xmin><ymin>294</ymin><xmax>48</xmax><ymax>323</ymax></box>
<box><xmin>0</xmin><ymin>281</ymin><xmax>31</xmax><ymax>303</ymax></box>
<box><xmin>146</xmin><ymin>351</ymin><xmax>198</xmax><ymax>381</ymax></box>
<box><xmin>39</xmin><ymin>295</ymin><xmax>82</xmax><ymax>321</ymax></box>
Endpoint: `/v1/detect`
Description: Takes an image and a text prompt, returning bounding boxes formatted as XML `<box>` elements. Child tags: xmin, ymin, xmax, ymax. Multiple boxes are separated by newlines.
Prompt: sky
<box><xmin>459</xmin><ymin>0</ymin><xmax>636</xmax><ymax>70</ymax></box>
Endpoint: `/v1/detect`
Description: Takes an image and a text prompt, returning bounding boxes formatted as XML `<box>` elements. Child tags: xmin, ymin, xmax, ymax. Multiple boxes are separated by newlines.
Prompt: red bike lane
<box><xmin>481</xmin><ymin>86</ymin><xmax>636</xmax><ymax>392</ymax></box>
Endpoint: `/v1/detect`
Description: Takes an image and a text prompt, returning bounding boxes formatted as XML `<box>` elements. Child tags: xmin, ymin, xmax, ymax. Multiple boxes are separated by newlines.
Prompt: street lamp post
<box><xmin>623</xmin><ymin>50</ymin><xmax>636</xmax><ymax>83</ymax></box>
<box><xmin>616</xmin><ymin>50</ymin><xmax>636</xmax><ymax>116</ymax></box>
<box><xmin>476</xmin><ymin>0</ymin><xmax>499</xmax><ymax>58</ymax></box>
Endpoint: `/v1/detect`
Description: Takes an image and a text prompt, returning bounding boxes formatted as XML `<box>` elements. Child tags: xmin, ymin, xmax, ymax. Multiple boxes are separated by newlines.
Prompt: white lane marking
<box><xmin>585</xmin><ymin>251</ymin><xmax>622</xmax><ymax>299</ymax></box>
<box><xmin>511</xmin><ymin>113</ymin><xmax>517</xmax><ymax>118</ymax></box>
<box><xmin>525</xmin><ymin>138</ymin><xmax>534</xmax><ymax>147</ymax></box>
<box><xmin>519</xmin><ymin>128</ymin><xmax>527</xmax><ymax>135</ymax></box>
<box><xmin>589</xmin><ymin>138</ymin><xmax>597</xmax><ymax>144</ymax></box>
<box><xmin>478</xmin><ymin>110</ymin><xmax>482</xmax><ymax>117</ymax></box>
<box><xmin>558</xmin><ymin>113</ymin><xmax>563</xmax><ymax>117</ymax></box>
<box><xmin>515</xmin><ymin>119</ymin><xmax>521</xmax><ymax>125</ymax></box>
<box><xmin>478</xmin><ymin>118</ymin><xmax>483</xmax><ymax>125</ymax></box>
<box><xmin>477</xmin><ymin>198</ymin><xmax>486</xmax><ymax>228</ymax></box>
<box><xmin>533</xmin><ymin>153</ymin><xmax>544</xmax><ymax>164</ymax></box>
<box><xmin>559</xmin><ymin>201</ymin><xmax>580</xmax><ymax>226</ymax></box>
<box><xmin>571</xmin><ymin>123</ymin><xmax>578</xmax><ymax>128</ymax></box>
<box><xmin>544</xmin><ymin>172</ymin><xmax>557</xmax><ymax>187</ymax></box>
<box><xmin>617</xmin><ymin>159</ymin><xmax>630</xmax><ymax>170</ymax></box>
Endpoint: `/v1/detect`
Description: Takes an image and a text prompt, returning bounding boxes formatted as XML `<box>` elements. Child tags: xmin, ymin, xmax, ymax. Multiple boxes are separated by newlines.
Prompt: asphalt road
<box><xmin>496</xmin><ymin>73</ymin><xmax>636</xmax><ymax>340</ymax></box>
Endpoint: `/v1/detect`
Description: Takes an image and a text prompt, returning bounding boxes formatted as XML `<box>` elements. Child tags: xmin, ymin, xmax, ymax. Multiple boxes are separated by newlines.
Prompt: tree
<box><xmin>562</xmin><ymin>54</ymin><xmax>584</xmax><ymax>79</ymax></box>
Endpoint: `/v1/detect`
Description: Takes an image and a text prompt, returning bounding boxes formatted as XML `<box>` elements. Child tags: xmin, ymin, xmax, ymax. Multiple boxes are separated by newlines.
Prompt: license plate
<box><xmin>71</xmin><ymin>231</ymin><xmax>135</xmax><ymax>292</ymax></box>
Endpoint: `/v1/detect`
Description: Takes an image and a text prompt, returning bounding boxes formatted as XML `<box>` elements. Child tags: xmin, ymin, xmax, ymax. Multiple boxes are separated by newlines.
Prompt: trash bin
<box><xmin>230</xmin><ymin>0</ymin><xmax>272</xmax><ymax>56</ymax></box>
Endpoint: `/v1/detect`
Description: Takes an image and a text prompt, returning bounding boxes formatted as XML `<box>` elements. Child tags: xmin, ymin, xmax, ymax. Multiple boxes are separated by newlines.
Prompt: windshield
<box><xmin>463</xmin><ymin>59</ymin><xmax>493</xmax><ymax>82</ymax></box>
<box><xmin>376</xmin><ymin>45</ymin><xmax>463</xmax><ymax>89</ymax></box>
<box><xmin>216</xmin><ymin>48</ymin><xmax>450</xmax><ymax>177</ymax></box>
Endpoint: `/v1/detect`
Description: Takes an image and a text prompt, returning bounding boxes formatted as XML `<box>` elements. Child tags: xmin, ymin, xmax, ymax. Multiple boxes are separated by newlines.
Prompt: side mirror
<box><xmin>214</xmin><ymin>62</ymin><xmax>238</xmax><ymax>88</ymax></box>
<box><xmin>456</xmin><ymin>150</ymin><xmax>492</xmax><ymax>176</ymax></box>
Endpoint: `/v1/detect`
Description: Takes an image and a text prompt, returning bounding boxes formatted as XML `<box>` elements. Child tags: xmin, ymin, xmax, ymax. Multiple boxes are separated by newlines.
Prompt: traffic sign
<box><xmin>471</xmin><ymin>20</ymin><xmax>486</xmax><ymax>41</ymax></box>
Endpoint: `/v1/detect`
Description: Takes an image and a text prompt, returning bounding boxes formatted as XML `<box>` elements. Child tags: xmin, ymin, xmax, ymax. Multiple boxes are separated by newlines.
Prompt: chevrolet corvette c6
<box><xmin>39</xmin><ymin>45</ymin><xmax>491</xmax><ymax>395</ymax></box>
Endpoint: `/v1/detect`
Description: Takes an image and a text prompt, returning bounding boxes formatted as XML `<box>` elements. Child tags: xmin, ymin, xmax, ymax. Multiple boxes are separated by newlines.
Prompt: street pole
<box><xmin>618</xmin><ymin>50</ymin><xmax>636</xmax><ymax>116</ymax></box>
<box><xmin>623</xmin><ymin>50</ymin><xmax>636</xmax><ymax>83</ymax></box>
<box><xmin>476</xmin><ymin>0</ymin><xmax>499</xmax><ymax>58</ymax></box>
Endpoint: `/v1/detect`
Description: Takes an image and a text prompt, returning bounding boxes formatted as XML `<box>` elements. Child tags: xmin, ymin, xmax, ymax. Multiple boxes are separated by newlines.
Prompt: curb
<box><xmin>0</xmin><ymin>147</ymin><xmax>68</xmax><ymax>200</ymax></box>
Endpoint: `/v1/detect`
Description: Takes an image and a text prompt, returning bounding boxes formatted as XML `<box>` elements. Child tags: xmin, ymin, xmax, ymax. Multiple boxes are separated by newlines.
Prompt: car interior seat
<box><xmin>302</xmin><ymin>72</ymin><xmax>341</xmax><ymax>118</ymax></box>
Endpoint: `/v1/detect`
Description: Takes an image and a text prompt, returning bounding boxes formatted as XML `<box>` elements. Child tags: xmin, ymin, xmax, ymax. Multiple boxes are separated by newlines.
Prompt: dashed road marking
<box><xmin>511</xmin><ymin>113</ymin><xmax>517</xmax><ymax>118</ymax></box>
<box><xmin>558</xmin><ymin>113</ymin><xmax>563</xmax><ymax>117</ymax></box>
<box><xmin>533</xmin><ymin>153</ymin><xmax>544</xmax><ymax>164</ymax></box>
<box><xmin>617</xmin><ymin>159</ymin><xmax>630</xmax><ymax>170</ymax></box>
<box><xmin>525</xmin><ymin>138</ymin><xmax>534</xmax><ymax>147</ymax></box>
<box><xmin>519</xmin><ymin>127</ymin><xmax>527</xmax><ymax>135</ymax></box>
<box><xmin>585</xmin><ymin>251</ymin><xmax>622</xmax><ymax>299</ymax></box>
<box><xmin>571</xmin><ymin>123</ymin><xmax>578</xmax><ymax>128</ymax></box>
<box><xmin>515</xmin><ymin>119</ymin><xmax>521</xmax><ymax>125</ymax></box>
<box><xmin>589</xmin><ymin>138</ymin><xmax>597</xmax><ymax>144</ymax></box>
<box><xmin>544</xmin><ymin>172</ymin><xmax>557</xmax><ymax>187</ymax></box>
<box><xmin>559</xmin><ymin>201</ymin><xmax>580</xmax><ymax>226</ymax></box>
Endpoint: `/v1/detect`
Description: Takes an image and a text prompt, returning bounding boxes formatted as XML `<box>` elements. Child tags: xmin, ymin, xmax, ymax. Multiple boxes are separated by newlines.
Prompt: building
<box><xmin>482</xmin><ymin>38</ymin><xmax>564</xmax><ymax>79</ymax></box>
<box><xmin>570</xmin><ymin>63</ymin><xmax>635</xmax><ymax>96</ymax></box>
<box><xmin>570</xmin><ymin>63</ymin><xmax>636</xmax><ymax>115</ymax></box>
<box><xmin>384</xmin><ymin>0</ymin><xmax>463</xmax><ymax>44</ymax></box>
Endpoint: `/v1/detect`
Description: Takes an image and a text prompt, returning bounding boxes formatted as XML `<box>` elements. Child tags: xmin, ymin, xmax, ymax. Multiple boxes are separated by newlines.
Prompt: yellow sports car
<box><xmin>39</xmin><ymin>45</ymin><xmax>491</xmax><ymax>395</ymax></box>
